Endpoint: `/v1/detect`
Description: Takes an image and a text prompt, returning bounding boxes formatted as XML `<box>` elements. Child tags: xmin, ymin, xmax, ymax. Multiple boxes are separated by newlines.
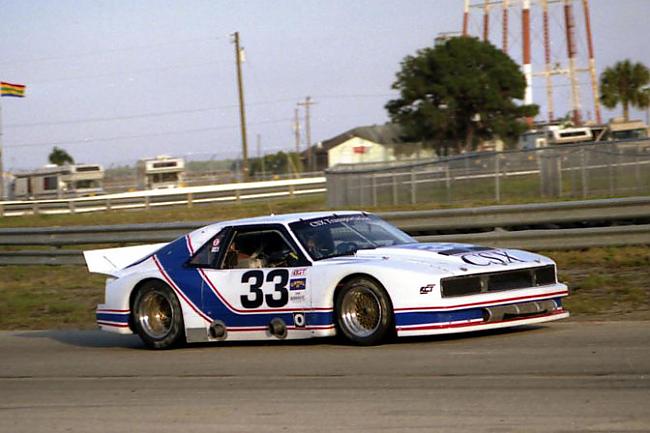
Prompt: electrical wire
<box><xmin>5</xmin><ymin>117</ymin><xmax>293</xmax><ymax>149</ymax></box>
<box><xmin>5</xmin><ymin>94</ymin><xmax>394</xmax><ymax>128</ymax></box>
<box><xmin>0</xmin><ymin>36</ymin><xmax>221</xmax><ymax>67</ymax></box>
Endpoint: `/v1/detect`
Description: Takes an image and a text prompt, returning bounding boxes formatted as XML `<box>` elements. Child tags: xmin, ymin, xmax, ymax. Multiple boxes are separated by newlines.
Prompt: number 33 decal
<box><xmin>240</xmin><ymin>269</ymin><xmax>289</xmax><ymax>308</ymax></box>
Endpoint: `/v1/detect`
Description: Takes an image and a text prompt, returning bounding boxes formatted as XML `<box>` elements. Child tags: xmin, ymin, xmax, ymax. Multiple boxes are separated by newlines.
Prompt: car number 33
<box><xmin>240</xmin><ymin>269</ymin><xmax>290</xmax><ymax>309</ymax></box>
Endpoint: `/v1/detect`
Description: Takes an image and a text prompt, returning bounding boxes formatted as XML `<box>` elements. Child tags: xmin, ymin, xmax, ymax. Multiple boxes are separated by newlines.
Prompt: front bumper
<box><xmin>394</xmin><ymin>284</ymin><xmax>570</xmax><ymax>337</ymax></box>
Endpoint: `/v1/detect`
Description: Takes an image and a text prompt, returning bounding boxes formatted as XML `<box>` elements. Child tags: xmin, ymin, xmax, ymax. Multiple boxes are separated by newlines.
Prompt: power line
<box><xmin>5</xmin><ymin>117</ymin><xmax>293</xmax><ymax>149</ymax></box>
<box><xmin>26</xmin><ymin>60</ymin><xmax>224</xmax><ymax>85</ymax></box>
<box><xmin>5</xmin><ymin>93</ymin><xmax>394</xmax><ymax>128</ymax></box>
<box><xmin>0</xmin><ymin>37</ymin><xmax>221</xmax><ymax>67</ymax></box>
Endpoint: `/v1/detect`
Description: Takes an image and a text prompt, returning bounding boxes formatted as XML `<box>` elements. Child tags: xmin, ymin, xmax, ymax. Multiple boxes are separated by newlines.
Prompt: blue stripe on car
<box><xmin>156</xmin><ymin>237</ymin><xmax>333</xmax><ymax>328</ymax></box>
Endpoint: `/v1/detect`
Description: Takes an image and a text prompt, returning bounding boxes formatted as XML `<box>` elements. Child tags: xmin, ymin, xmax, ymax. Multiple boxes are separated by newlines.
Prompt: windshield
<box><xmin>289</xmin><ymin>214</ymin><xmax>415</xmax><ymax>260</ymax></box>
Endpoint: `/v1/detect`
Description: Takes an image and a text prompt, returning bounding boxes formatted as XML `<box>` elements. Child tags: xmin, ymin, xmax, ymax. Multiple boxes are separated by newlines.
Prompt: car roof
<box><xmin>200</xmin><ymin>210</ymin><xmax>365</xmax><ymax>232</ymax></box>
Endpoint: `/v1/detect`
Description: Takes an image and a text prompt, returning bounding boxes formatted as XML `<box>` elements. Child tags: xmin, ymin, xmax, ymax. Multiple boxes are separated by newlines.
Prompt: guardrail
<box><xmin>1</xmin><ymin>196</ymin><xmax>649</xmax><ymax>265</ymax></box>
<box><xmin>0</xmin><ymin>177</ymin><xmax>327</xmax><ymax>217</ymax></box>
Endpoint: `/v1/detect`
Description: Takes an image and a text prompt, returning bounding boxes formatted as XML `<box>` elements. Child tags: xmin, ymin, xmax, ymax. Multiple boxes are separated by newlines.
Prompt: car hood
<box><xmin>336</xmin><ymin>242</ymin><xmax>550</xmax><ymax>274</ymax></box>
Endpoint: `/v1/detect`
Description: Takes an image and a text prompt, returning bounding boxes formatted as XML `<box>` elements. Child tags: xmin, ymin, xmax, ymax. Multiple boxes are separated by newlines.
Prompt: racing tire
<box><xmin>132</xmin><ymin>281</ymin><xmax>185</xmax><ymax>349</ymax></box>
<box><xmin>335</xmin><ymin>277</ymin><xmax>394</xmax><ymax>346</ymax></box>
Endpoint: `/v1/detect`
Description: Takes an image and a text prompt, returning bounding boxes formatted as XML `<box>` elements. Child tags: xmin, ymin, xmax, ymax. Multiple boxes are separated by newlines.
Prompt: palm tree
<box><xmin>600</xmin><ymin>60</ymin><xmax>650</xmax><ymax>122</ymax></box>
<box><xmin>48</xmin><ymin>146</ymin><xmax>74</xmax><ymax>166</ymax></box>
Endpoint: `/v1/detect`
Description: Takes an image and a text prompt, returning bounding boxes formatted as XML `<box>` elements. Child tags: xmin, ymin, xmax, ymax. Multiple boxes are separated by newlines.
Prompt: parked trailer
<box><xmin>12</xmin><ymin>164</ymin><xmax>104</xmax><ymax>200</ymax></box>
<box><xmin>136</xmin><ymin>156</ymin><xmax>185</xmax><ymax>190</ymax></box>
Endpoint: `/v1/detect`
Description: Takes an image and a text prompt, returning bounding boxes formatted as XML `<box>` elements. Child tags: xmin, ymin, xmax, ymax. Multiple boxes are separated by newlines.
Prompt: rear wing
<box><xmin>83</xmin><ymin>243</ymin><xmax>166</xmax><ymax>276</ymax></box>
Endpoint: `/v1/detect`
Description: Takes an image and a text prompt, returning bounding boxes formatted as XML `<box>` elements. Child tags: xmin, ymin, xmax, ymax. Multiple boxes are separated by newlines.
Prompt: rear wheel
<box><xmin>132</xmin><ymin>281</ymin><xmax>185</xmax><ymax>349</ymax></box>
<box><xmin>335</xmin><ymin>277</ymin><xmax>393</xmax><ymax>345</ymax></box>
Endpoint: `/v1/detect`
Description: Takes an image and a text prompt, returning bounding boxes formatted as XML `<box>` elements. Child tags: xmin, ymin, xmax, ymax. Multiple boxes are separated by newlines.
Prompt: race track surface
<box><xmin>0</xmin><ymin>321</ymin><xmax>648</xmax><ymax>433</ymax></box>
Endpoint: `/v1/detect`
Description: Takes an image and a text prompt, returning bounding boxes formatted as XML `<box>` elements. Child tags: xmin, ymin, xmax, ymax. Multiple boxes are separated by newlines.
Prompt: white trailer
<box><xmin>136</xmin><ymin>156</ymin><xmax>185</xmax><ymax>190</ymax></box>
<box><xmin>12</xmin><ymin>164</ymin><xmax>104</xmax><ymax>200</ymax></box>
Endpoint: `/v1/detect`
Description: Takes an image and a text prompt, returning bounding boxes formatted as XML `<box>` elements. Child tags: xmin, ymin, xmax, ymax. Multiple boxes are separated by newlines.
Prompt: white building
<box><xmin>311</xmin><ymin>124</ymin><xmax>434</xmax><ymax>170</ymax></box>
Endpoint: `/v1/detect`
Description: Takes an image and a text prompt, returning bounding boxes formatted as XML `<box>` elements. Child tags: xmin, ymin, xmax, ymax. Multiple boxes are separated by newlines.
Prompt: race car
<box><xmin>84</xmin><ymin>211</ymin><xmax>569</xmax><ymax>349</ymax></box>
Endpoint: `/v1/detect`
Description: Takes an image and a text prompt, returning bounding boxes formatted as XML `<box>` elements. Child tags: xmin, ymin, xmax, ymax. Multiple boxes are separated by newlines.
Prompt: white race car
<box><xmin>85</xmin><ymin>212</ymin><xmax>569</xmax><ymax>349</ymax></box>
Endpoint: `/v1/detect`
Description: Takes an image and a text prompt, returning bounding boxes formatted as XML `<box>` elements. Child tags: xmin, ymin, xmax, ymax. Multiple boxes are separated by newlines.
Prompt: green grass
<box><xmin>3</xmin><ymin>187</ymin><xmax>645</xmax><ymax>229</ymax></box>
<box><xmin>0</xmin><ymin>246</ymin><xmax>647</xmax><ymax>330</ymax></box>
<box><xmin>0</xmin><ymin>266</ymin><xmax>105</xmax><ymax>329</ymax></box>
<box><xmin>548</xmin><ymin>246</ymin><xmax>650</xmax><ymax>319</ymax></box>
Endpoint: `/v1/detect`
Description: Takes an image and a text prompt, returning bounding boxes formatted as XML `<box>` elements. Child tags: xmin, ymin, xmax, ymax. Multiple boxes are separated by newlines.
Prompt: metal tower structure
<box><xmin>461</xmin><ymin>0</ymin><xmax>602</xmax><ymax>125</ymax></box>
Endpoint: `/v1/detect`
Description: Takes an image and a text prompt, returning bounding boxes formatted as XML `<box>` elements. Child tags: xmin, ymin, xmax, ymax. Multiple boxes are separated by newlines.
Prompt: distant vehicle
<box><xmin>546</xmin><ymin>125</ymin><xmax>593</xmax><ymax>145</ymax></box>
<box><xmin>519</xmin><ymin>125</ymin><xmax>593</xmax><ymax>149</ymax></box>
<box><xmin>85</xmin><ymin>212</ymin><xmax>569</xmax><ymax>349</ymax></box>
<box><xmin>520</xmin><ymin>119</ymin><xmax>649</xmax><ymax>150</ymax></box>
<box><xmin>12</xmin><ymin>164</ymin><xmax>104</xmax><ymax>200</ymax></box>
<box><xmin>136</xmin><ymin>155</ymin><xmax>185</xmax><ymax>190</ymax></box>
<box><xmin>605</xmin><ymin>119</ymin><xmax>648</xmax><ymax>141</ymax></box>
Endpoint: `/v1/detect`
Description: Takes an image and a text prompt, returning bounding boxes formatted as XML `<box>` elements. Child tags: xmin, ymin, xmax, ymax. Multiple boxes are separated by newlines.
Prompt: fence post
<box><xmin>494</xmin><ymin>154</ymin><xmax>501</xmax><ymax>203</ymax></box>
<box><xmin>372</xmin><ymin>174</ymin><xmax>377</xmax><ymax>207</ymax></box>
<box><xmin>288</xmin><ymin>185</ymin><xmax>295</xmax><ymax>198</ymax></box>
<box><xmin>392</xmin><ymin>173</ymin><xmax>398</xmax><ymax>206</ymax></box>
<box><xmin>187</xmin><ymin>192</ymin><xmax>193</xmax><ymax>208</ymax></box>
<box><xmin>608</xmin><ymin>145</ymin><xmax>614</xmax><ymax>196</ymax></box>
<box><xmin>68</xmin><ymin>200</ymin><xmax>76</xmax><ymax>214</ymax></box>
<box><xmin>557</xmin><ymin>150</ymin><xmax>563</xmax><ymax>198</ymax></box>
<box><xmin>235</xmin><ymin>189</ymin><xmax>241</xmax><ymax>203</ymax></box>
<box><xmin>580</xmin><ymin>148</ymin><xmax>588</xmax><ymax>199</ymax></box>
<box><xmin>32</xmin><ymin>201</ymin><xmax>39</xmax><ymax>215</ymax></box>
<box><xmin>636</xmin><ymin>143</ymin><xmax>642</xmax><ymax>193</ymax></box>
<box><xmin>445</xmin><ymin>163</ymin><xmax>451</xmax><ymax>203</ymax></box>
<box><xmin>106</xmin><ymin>198</ymin><xmax>112</xmax><ymax>211</ymax></box>
<box><xmin>0</xmin><ymin>203</ymin><xmax>4</xmax><ymax>217</ymax></box>
<box><xmin>410</xmin><ymin>169</ymin><xmax>416</xmax><ymax>205</ymax></box>
<box><xmin>144</xmin><ymin>195</ymin><xmax>150</xmax><ymax>210</ymax></box>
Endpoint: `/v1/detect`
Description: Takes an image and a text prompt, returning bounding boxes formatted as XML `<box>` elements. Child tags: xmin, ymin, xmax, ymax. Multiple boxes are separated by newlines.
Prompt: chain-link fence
<box><xmin>326</xmin><ymin>139</ymin><xmax>650</xmax><ymax>207</ymax></box>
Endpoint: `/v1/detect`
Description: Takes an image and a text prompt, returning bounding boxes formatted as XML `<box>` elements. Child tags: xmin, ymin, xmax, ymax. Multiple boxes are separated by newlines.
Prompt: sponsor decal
<box><xmin>293</xmin><ymin>312</ymin><xmax>306</xmax><ymax>327</ymax></box>
<box><xmin>290</xmin><ymin>292</ymin><xmax>306</xmax><ymax>302</ymax></box>
<box><xmin>308</xmin><ymin>215</ymin><xmax>370</xmax><ymax>228</ymax></box>
<box><xmin>290</xmin><ymin>278</ymin><xmax>306</xmax><ymax>291</ymax></box>
<box><xmin>210</xmin><ymin>237</ymin><xmax>221</xmax><ymax>253</ymax></box>
<box><xmin>291</xmin><ymin>268</ymin><xmax>307</xmax><ymax>277</ymax></box>
<box><xmin>420</xmin><ymin>284</ymin><xmax>436</xmax><ymax>294</ymax></box>
<box><xmin>459</xmin><ymin>250</ymin><xmax>525</xmax><ymax>267</ymax></box>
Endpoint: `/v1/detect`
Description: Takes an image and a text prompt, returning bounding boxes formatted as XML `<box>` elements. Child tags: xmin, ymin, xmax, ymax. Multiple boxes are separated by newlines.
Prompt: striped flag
<box><xmin>1</xmin><ymin>81</ymin><xmax>26</xmax><ymax>97</ymax></box>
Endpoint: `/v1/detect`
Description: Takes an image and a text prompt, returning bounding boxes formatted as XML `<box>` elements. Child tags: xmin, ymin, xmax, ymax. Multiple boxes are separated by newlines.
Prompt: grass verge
<box><xmin>0</xmin><ymin>191</ymin><xmax>637</xmax><ymax>228</ymax></box>
<box><xmin>0</xmin><ymin>246</ymin><xmax>647</xmax><ymax>330</ymax></box>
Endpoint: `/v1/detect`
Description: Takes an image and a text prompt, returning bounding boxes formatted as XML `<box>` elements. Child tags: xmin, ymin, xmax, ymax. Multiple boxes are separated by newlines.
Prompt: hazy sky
<box><xmin>1</xmin><ymin>0</ymin><xmax>648</xmax><ymax>171</ymax></box>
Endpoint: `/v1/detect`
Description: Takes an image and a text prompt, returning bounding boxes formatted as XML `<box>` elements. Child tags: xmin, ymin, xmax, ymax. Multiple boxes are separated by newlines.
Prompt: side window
<box><xmin>188</xmin><ymin>230</ymin><xmax>228</xmax><ymax>268</ymax></box>
<box><xmin>221</xmin><ymin>229</ymin><xmax>302</xmax><ymax>269</ymax></box>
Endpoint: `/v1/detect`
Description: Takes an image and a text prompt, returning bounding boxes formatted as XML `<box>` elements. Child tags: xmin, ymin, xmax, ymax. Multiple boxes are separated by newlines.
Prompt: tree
<box><xmin>386</xmin><ymin>37</ymin><xmax>538</xmax><ymax>155</ymax></box>
<box><xmin>48</xmin><ymin>147</ymin><xmax>74</xmax><ymax>166</ymax></box>
<box><xmin>247</xmin><ymin>151</ymin><xmax>302</xmax><ymax>177</ymax></box>
<box><xmin>600</xmin><ymin>60</ymin><xmax>649</xmax><ymax>122</ymax></box>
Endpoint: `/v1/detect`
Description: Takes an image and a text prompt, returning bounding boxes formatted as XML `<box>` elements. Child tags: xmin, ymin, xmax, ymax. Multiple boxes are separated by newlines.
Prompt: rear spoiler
<box><xmin>83</xmin><ymin>243</ymin><xmax>166</xmax><ymax>276</ymax></box>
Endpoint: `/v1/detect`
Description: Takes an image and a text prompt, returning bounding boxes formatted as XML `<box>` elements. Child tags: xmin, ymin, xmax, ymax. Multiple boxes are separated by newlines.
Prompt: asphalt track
<box><xmin>0</xmin><ymin>321</ymin><xmax>648</xmax><ymax>433</ymax></box>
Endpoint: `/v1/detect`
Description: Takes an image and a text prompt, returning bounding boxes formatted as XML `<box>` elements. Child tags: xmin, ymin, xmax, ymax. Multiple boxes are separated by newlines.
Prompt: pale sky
<box><xmin>1</xmin><ymin>0</ymin><xmax>648</xmax><ymax>171</ymax></box>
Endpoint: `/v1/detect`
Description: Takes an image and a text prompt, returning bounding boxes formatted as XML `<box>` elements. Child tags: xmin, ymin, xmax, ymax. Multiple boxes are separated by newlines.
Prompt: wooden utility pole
<box><xmin>232</xmin><ymin>32</ymin><xmax>249</xmax><ymax>181</ymax></box>
<box><xmin>0</xmin><ymin>98</ymin><xmax>4</xmax><ymax>200</ymax></box>
<box><xmin>293</xmin><ymin>108</ymin><xmax>301</xmax><ymax>173</ymax></box>
<box><xmin>293</xmin><ymin>108</ymin><xmax>301</xmax><ymax>154</ymax></box>
<box><xmin>256</xmin><ymin>133</ymin><xmax>265</xmax><ymax>180</ymax></box>
<box><xmin>297</xmin><ymin>97</ymin><xmax>315</xmax><ymax>172</ymax></box>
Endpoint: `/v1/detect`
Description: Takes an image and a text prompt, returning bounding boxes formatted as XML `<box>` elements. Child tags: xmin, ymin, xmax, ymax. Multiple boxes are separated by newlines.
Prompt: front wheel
<box><xmin>132</xmin><ymin>281</ymin><xmax>185</xmax><ymax>349</ymax></box>
<box><xmin>335</xmin><ymin>277</ymin><xmax>394</xmax><ymax>345</ymax></box>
